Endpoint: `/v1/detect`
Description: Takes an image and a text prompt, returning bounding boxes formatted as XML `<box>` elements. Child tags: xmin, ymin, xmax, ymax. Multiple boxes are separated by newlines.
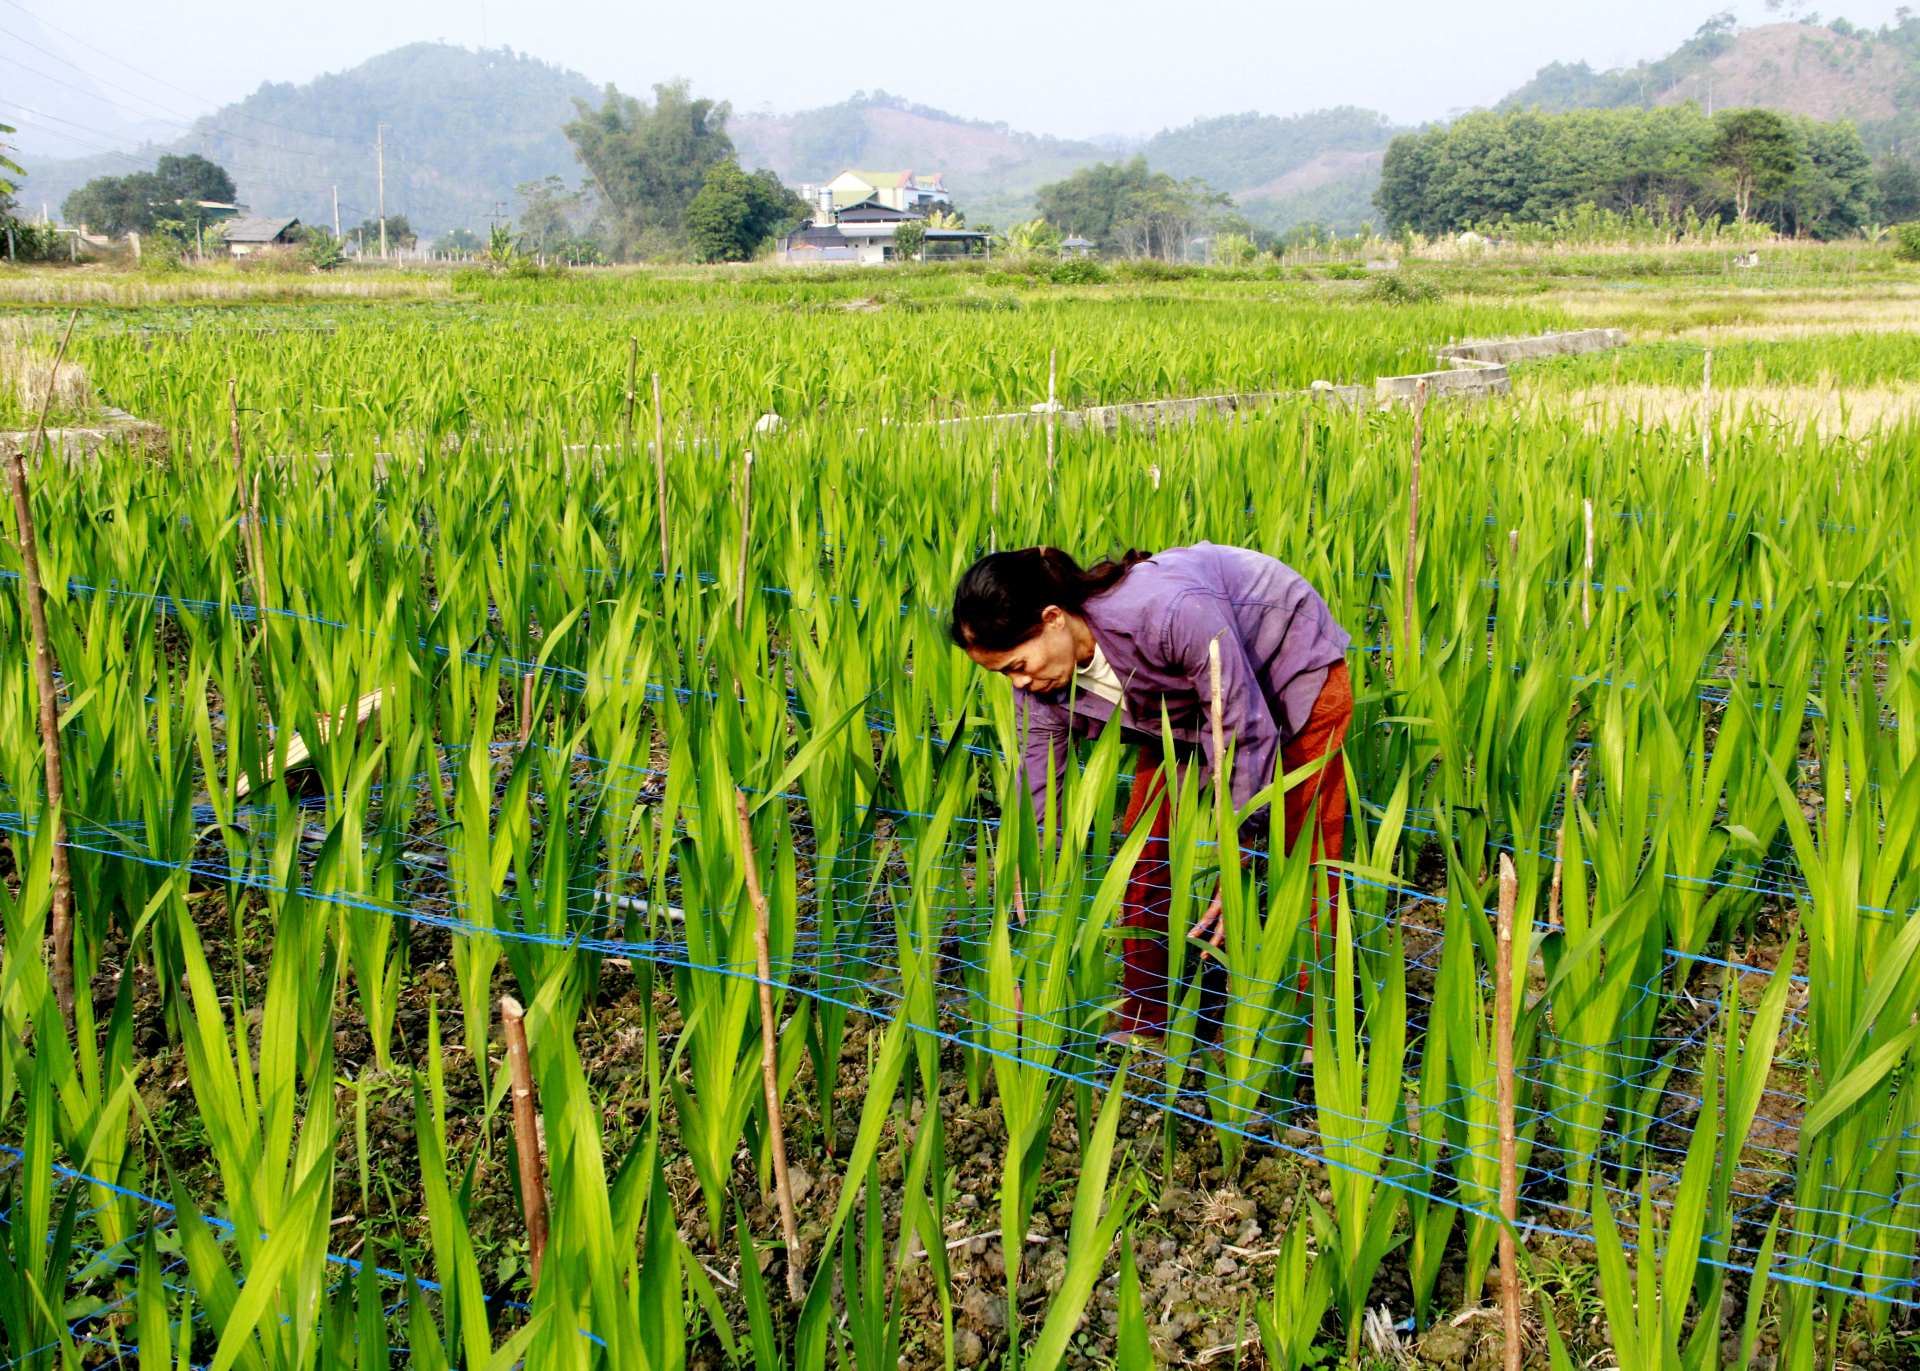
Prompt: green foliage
<box><xmin>0</xmin><ymin>121</ymin><xmax>21</xmax><ymax>217</ymax></box>
<box><xmin>1712</xmin><ymin>107</ymin><xmax>1801</xmax><ymax>221</ymax></box>
<box><xmin>1214</xmin><ymin>230</ymin><xmax>1256</xmax><ymax>267</ymax></box>
<box><xmin>439</xmin><ymin>226</ymin><xmax>484</xmax><ymax>255</ymax></box>
<box><xmin>513</xmin><ymin>174</ymin><xmax>584</xmax><ymax>254</ymax></box>
<box><xmin>685</xmin><ymin>160</ymin><xmax>808</xmax><ymax>263</ymax></box>
<box><xmin>889</xmin><ymin>218</ymin><xmax>926</xmax><ymax>262</ymax></box>
<box><xmin>1034</xmin><ymin>156</ymin><xmax>1232</xmax><ymax>258</ymax></box>
<box><xmin>1377</xmin><ymin>104</ymin><xmax>1873</xmax><ymax>240</ymax></box>
<box><xmin>1894</xmin><ymin>221</ymin><xmax>1920</xmax><ymax>260</ymax></box>
<box><xmin>356</xmin><ymin>215</ymin><xmax>416</xmax><ymax>251</ymax></box>
<box><xmin>1044</xmin><ymin>256</ymin><xmax>1109</xmax><ymax>284</ymax></box>
<box><xmin>61</xmin><ymin>153</ymin><xmax>235</xmax><ymax>237</ymax></box>
<box><xmin>565</xmin><ymin>78</ymin><xmax>735</xmax><ymax>258</ymax></box>
<box><xmin>297</xmin><ymin>228</ymin><xmax>345</xmax><ymax>271</ymax></box>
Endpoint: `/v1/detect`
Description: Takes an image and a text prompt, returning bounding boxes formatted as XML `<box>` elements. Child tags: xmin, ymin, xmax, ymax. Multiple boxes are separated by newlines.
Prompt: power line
<box><xmin>0</xmin><ymin>108</ymin><xmax>150</xmax><ymax>161</ymax></box>
<box><xmin>0</xmin><ymin>0</ymin><xmax>356</xmax><ymax>147</ymax></box>
<box><xmin>0</xmin><ymin>47</ymin><xmax>336</xmax><ymax>161</ymax></box>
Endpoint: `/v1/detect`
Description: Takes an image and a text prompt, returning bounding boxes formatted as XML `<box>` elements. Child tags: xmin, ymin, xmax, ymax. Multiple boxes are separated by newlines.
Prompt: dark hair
<box><xmin>949</xmin><ymin>546</ymin><xmax>1152</xmax><ymax>651</ymax></box>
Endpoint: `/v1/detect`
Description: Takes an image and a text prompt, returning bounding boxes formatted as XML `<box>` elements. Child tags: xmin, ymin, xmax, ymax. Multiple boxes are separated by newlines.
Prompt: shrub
<box><xmin>1044</xmin><ymin>257</ymin><xmax>1109</xmax><ymax>285</ymax></box>
<box><xmin>1111</xmin><ymin>259</ymin><xmax>1202</xmax><ymax>282</ymax></box>
<box><xmin>1895</xmin><ymin>222</ymin><xmax>1920</xmax><ymax>261</ymax></box>
<box><xmin>1362</xmin><ymin>271</ymin><xmax>1444</xmax><ymax>305</ymax></box>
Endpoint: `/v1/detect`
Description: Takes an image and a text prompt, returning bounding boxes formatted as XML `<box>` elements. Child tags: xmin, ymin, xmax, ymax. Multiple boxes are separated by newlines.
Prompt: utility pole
<box><xmin>333</xmin><ymin>185</ymin><xmax>341</xmax><ymax>240</ymax></box>
<box><xmin>376</xmin><ymin>125</ymin><xmax>388</xmax><ymax>259</ymax></box>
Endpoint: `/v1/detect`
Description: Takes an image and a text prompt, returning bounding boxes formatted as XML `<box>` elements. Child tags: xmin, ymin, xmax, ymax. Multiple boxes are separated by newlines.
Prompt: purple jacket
<box><xmin>1015</xmin><ymin>543</ymin><xmax>1350</xmax><ymax>834</ymax></box>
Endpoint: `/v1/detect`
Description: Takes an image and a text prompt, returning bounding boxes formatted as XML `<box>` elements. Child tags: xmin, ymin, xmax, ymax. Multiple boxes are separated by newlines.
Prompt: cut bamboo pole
<box><xmin>735</xmin><ymin>449</ymin><xmax>755</xmax><ymax>632</ymax></box>
<box><xmin>1547</xmin><ymin>765</ymin><xmax>1584</xmax><ymax>929</ymax></box>
<box><xmin>499</xmin><ymin>995</ymin><xmax>550</xmax><ymax>1292</ymax></box>
<box><xmin>1494</xmin><ymin>853</ymin><xmax>1522</xmax><ymax>1371</ymax></box>
<box><xmin>1402</xmin><ymin>379</ymin><xmax>1426</xmax><ymax>665</ymax></box>
<box><xmin>736</xmin><ymin>790</ymin><xmax>805</xmax><ymax>1302</ymax></box>
<box><xmin>519</xmin><ymin>671</ymin><xmax>536</xmax><ymax>745</ymax></box>
<box><xmin>8</xmin><ymin>308</ymin><xmax>77</xmax><ymax>1028</ymax></box>
<box><xmin>1582</xmin><ymin>498</ymin><xmax>1594</xmax><ymax>629</ymax></box>
<box><xmin>653</xmin><ymin>372</ymin><xmax>670</xmax><ymax>580</ymax></box>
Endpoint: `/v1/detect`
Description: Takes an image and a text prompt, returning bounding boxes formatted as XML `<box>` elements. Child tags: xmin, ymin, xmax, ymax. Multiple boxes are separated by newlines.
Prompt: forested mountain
<box><xmin>1498</xmin><ymin>17</ymin><xmax>1920</xmax><ymax>155</ymax></box>
<box><xmin>16</xmin><ymin>44</ymin><xmax>596</xmax><ymax>238</ymax></box>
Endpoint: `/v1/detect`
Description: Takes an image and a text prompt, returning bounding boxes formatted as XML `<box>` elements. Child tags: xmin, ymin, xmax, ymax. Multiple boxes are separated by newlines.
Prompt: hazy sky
<box><xmin>4</xmin><ymin>0</ymin><xmax>1913</xmax><ymax>156</ymax></box>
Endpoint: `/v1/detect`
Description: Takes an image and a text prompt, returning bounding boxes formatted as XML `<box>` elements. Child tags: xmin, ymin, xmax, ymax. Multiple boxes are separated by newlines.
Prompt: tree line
<box><xmin>1374</xmin><ymin>104</ymin><xmax>1916</xmax><ymax>239</ymax></box>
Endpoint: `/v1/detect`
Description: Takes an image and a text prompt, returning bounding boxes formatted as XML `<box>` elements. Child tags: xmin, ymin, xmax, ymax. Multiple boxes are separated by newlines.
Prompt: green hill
<box><xmin>16</xmin><ymin>43</ymin><xmax>596</xmax><ymax>239</ymax></box>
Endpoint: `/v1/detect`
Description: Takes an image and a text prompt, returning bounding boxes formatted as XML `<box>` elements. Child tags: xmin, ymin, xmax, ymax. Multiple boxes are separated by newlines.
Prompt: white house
<box><xmin>802</xmin><ymin>170</ymin><xmax>952</xmax><ymax>217</ymax></box>
<box><xmin>775</xmin><ymin>198</ymin><xmax>987</xmax><ymax>266</ymax></box>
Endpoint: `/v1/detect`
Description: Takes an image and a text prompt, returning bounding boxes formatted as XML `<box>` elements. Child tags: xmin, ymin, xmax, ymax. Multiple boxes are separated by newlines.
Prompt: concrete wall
<box><xmin>1434</xmin><ymin>328</ymin><xmax>1625</xmax><ymax>365</ymax></box>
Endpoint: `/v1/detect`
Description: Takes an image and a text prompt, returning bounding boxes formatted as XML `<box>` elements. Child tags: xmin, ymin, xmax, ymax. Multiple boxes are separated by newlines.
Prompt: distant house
<box><xmin>804</xmin><ymin>170</ymin><xmax>953</xmax><ymax>216</ymax></box>
<box><xmin>775</xmin><ymin>196</ymin><xmax>988</xmax><ymax>267</ymax></box>
<box><xmin>1061</xmin><ymin>236</ymin><xmax>1096</xmax><ymax>257</ymax></box>
<box><xmin>222</xmin><ymin>216</ymin><xmax>301</xmax><ymax>255</ymax></box>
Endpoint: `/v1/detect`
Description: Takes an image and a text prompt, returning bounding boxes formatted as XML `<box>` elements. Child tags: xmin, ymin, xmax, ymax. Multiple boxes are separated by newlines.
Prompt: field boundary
<box><xmin>931</xmin><ymin>327</ymin><xmax>1626</xmax><ymax>435</ymax></box>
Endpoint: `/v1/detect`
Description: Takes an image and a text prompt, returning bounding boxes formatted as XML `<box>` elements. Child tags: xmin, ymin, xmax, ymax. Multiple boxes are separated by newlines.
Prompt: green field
<box><xmin>1</xmin><ymin>248</ymin><xmax>1919</xmax><ymax>1370</ymax></box>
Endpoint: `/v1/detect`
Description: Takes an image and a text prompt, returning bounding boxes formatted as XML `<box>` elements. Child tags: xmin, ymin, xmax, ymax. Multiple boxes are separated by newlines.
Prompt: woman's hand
<box><xmin>1187</xmin><ymin>890</ymin><xmax>1226</xmax><ymax>953</ymax></box>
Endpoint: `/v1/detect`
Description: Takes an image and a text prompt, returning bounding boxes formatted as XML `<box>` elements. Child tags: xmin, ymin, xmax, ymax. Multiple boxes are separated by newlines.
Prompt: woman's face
<box><xmin>965</xmin><ymin>605</ymin><xmax>1082</xmax><ymax>694</ymax></box>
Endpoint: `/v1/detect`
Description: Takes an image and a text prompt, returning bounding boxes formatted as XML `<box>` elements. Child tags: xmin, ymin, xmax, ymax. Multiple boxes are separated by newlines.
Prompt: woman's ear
<box><xmin>1038</xmin><ymin>604</ymin><xmax>1065</xmax><ymax>631</ymax></box>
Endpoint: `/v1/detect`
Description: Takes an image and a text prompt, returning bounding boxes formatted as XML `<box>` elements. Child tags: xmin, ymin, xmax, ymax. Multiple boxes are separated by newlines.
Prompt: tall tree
<box><xmin>514</xmin><ymin>175</ymin><xmax>584</xmax><ymax>253</ymax></box>
<box><xmin>564</xmin><ymin>79</ymin><xmax>733</xmax><ymax>256</ymax></box>
<box><xmin>684</xmin><ymin>161</ymin><xmax>808</xmax><ymax>262</ymax></box>
<box><xmin>1712</xmin><ymin>108</ymin><xmax>1799</xmax><ymax>221</ymax></box>
<box><xmin>1034</xmin><ymin>156</ymin><xmax>1231</xmax><ymax>258</ymax></box>
<box><xmin>63</xmin><ymin>154</ymin><xmax>237</xmax><ymax>236</ymax></box>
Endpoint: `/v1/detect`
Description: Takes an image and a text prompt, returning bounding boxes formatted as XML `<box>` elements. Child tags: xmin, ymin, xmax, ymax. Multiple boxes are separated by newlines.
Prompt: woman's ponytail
<box><xmin>949</xmin><ymin>546</ymin><xmax>1151</xmax><ymax>651</ymax></box>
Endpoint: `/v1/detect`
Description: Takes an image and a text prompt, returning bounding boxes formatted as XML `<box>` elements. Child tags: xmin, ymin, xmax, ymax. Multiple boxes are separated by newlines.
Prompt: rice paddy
<box><xmin>3</xmin><ymin>245</ymin><xmax>1920</xmax><ymax>1370</ymax></box>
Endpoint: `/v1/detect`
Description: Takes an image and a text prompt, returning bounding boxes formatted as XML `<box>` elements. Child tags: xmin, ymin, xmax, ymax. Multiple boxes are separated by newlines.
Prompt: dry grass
<box><xmin>0</xmin><ymin>267</ymin><xmax>450</xmax><ymax>306</ymax></box>
<box><xmin>1528</xmin><ymin>379</ymin><xmax>1920</xmax><ymax>438</ymax></box>
<box><xmin>0</xmin><ymin>337</ymin><xmax>92</xmax><ymax>421</ymax></box>
<box><xmin>1556</xmin><ymin>283</ymin><xmax>1920</xmax><ymax>341</ymax></box>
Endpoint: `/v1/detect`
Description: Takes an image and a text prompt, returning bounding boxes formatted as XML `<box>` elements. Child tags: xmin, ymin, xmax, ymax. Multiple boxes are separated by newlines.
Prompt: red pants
<box><xmin>1113</xmin><ymin>662</ymin><xmax>1352</xmax><ymax>1034</ymax></box>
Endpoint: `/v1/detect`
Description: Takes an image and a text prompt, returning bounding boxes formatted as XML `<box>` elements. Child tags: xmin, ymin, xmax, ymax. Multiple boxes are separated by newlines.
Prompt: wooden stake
<box><xmin>1582</xmin><ymin>498</ymin><xmax>1594</xmax><ymax>629</ymax></box>
<box><xmin>1494</xmin><ymin>853</ymin><xmax>1522</xmax><ymax>1371</ymax></box>
<box><xmin>652</xmin><ymin>372</ymin><xmax>670</xmax><ymax>581</ymax></box>
<box><xmin>1547</xmin><ymin>765</ymin><xmax>1583</xmax><ymax>929</ymax></box>
<box><xmin>499</xmin><ymin>995</ymin><xmax>550</xmax><ymax>1292</ymax></box>
<box><xmin>1402</xmin><ymin>379</ymin><xmax>1426</xmax><ymax>664</ymax></box>
<box><xmin>519</xmin><ymin>671</ymin><xmax>536</xmax><ymax>744</ymax></box>
<box><xmin>735</xmin><ymin>449</ymin><xmax>755</xmax><ymax>632</ymax></box>
<box><xmin>736</xmin><ymin>790</ymin><xmax>805</xmax><ymax>1302</ymax></box>
<box><xmin>8</xmin><ymin>309</ymin><xmax>77</xmax><ymax>1028</ymax></box>
<box><xmin>1702</xmin><ymin>347</ymin><xmax>1713</xmax><ymax>480</ymax></box>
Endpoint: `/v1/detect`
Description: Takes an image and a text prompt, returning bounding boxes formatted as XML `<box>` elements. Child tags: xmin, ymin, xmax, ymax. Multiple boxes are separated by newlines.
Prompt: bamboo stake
<box><xmin>736</xmin><ymin>790</ymin><xmax>805</xmax><ymax>1302</ymax></box>
<box><xmin>735</xmin><ymin>449</ymin><xmax>755</xmax><ymax>632</ymax></box>
<box><xmin>8</xmin><ymin>308</ymin><xmax>78</xmax><ymax>1028</ymax></box>
<box><xmin>1494</xmin><ymin>853</ymin><xmax>1522</xmax><ymax>1371</ymax></box>
<box><xmin>1045</xmin><ymin>347</ymin><xmax>1058</xmax><ymax>470</ymax></box>
<box><xmin>1702</xmin><ymin>347</ymin><xmax>1713</xmax><ymax>479</ymax></box>
<box><xmin>653</xmin><ymin>372</ymin><xmax>670</xmax><ymax>580</ymax></box>
<box><xmin>1582</xmin><ymin>498</ymin><xmax>1594</xmax><ymax>629</ymax></box>
<box><xmin>519</xmin><ymin>671</ymin><xmax>536</xmax><ymax>744</ymax></box>
<box><xmin>499</xmin><ymin>995</ymin><xmax>550</xmax><ymax>1292</ymax></box>
<box><xmin>623</xmin><ymin>335</ymin><xmax>638</xmax><ymax>440</ymax></box>
<box><xmin>1209</xmin><ymin>636</ymin><xmax>1226</xmax><ymax>830</ymax></box>
<box><xmin>1402</xmin><ymin>379</ymin><xmax>1426</xmax><ymax>665</ymax></box>
<box><xmin>1547</xmin><ymin>765</ymin><xmax>1583</xmax><ymax>929</ymax></box>
<box><xmin>228</xmin><ymin>379</ymin><xmax>268</xmax><ymax>609</ymax></box>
